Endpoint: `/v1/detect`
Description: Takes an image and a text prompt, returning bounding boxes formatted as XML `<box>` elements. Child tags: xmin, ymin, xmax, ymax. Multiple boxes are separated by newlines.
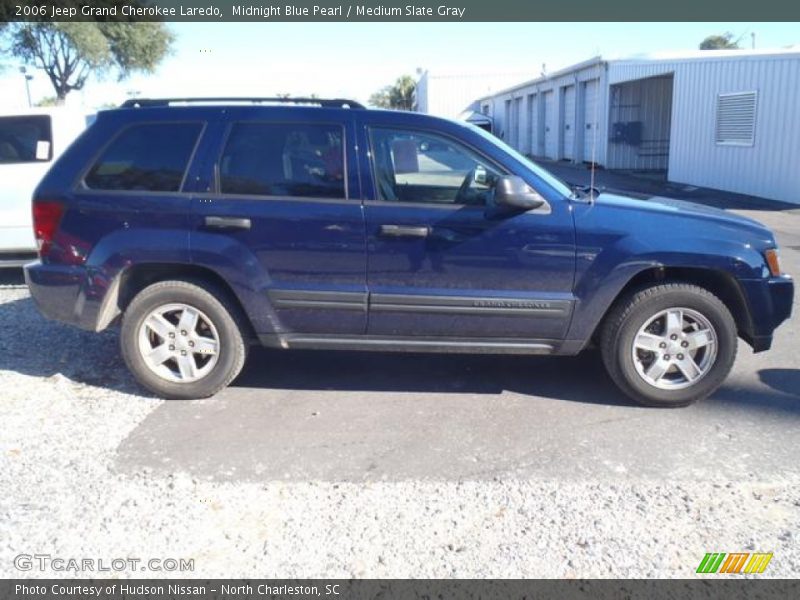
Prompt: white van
<box><xmin>0</xmin><ymin>108</ymin><xmax>89</xmax><ymax>266</ymax></box>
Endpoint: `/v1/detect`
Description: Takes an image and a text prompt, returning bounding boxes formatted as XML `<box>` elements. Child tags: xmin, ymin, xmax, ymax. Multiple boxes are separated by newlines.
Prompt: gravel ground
<box><xmin>1</xmin><ymin>268</ymin><xmax>799</xmax><ymax>579</ymax></box>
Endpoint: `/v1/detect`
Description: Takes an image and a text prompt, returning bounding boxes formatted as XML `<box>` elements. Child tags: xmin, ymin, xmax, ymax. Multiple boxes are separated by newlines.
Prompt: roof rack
<box><xmin>120</xmin><ymin>97</ymin><xmax>365</xmax><ymax>109</ymax></box>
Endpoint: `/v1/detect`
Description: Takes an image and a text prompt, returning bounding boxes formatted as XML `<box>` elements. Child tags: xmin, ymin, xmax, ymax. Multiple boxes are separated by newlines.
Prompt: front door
<box><xmin>362</xmin><ymin>125</ymin><xmax>575</xmax><ymax>340</ymax></box>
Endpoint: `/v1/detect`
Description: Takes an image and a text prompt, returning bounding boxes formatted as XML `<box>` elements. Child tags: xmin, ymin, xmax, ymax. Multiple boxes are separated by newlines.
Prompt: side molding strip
<box><xmin>268</xmin><ymin>289</ymin><xmax>367</xmax><ymax>311</ymax></box>
<box><xmin>267</xmin><ymin>290</ymin><xmax>572</xmax><ymax>318</ymax></box>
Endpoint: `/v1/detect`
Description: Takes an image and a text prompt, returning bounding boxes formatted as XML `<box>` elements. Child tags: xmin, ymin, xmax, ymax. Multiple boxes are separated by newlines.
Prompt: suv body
<box><xmin>24</xmin><ymin>99</ymin><xmax>793</xmax><ymax>405</ymax></box>
<box><xmin>0</xmin><ymin>108</ymin><xmax>89</xmax><ymax>266</ymax></box>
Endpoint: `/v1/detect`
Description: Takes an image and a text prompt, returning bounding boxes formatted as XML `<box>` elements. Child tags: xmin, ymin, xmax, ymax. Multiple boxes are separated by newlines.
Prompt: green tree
<box><xmin>36</xmin><ymin>96</ymin><xmax>60</xmax><ymax>107</ymax></box>
<box><xmin>369</xmin><ymin>75</ymin><xmax>416</xmax><ymax>110</ymax></box>
<box><xmin>699</xmin><ymin>33</ymin><xmax>740</xmax><ymax>50</ymax></box>
<box><xmin>2</xmin><ymin>22</ymin><xmax>174</xmax><ymax>104</ymax></box>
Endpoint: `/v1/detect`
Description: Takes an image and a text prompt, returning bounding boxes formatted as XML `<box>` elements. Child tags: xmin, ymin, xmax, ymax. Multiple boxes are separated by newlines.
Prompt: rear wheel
<box><xmin>121</xmin><ymin>280</ymin><xmax>247</xmax><ymax>399</ymax></box>
<box><xmin>600</xmin><ymin>283</ymin><xmax>737</xmax><ymax>407</ymax></box>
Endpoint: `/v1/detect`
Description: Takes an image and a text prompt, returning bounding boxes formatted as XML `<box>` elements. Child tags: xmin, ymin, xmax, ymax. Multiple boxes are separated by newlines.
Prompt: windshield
<box><xmin>463</xmin><ymin>122</ymin><xmax>574</xmax><ymax>198</ymax></box>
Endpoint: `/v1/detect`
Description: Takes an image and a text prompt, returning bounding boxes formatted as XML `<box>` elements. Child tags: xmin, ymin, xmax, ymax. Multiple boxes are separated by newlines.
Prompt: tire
<box><xmin>600</xmin><ymin>283</ymin><xmax>737</xmax><ymax>407</ymax></box>
<box><xmin>120</xmin><ymin>279</ymin><xmax>248</xmax><ymax>399</ymax></box>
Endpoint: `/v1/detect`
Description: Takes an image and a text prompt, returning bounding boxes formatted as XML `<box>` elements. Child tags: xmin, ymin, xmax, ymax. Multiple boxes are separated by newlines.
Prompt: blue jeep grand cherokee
<box><xmin>25</xmin><ymin>98</ymin><xmax>793</xmax><ymax>406</ymax></box>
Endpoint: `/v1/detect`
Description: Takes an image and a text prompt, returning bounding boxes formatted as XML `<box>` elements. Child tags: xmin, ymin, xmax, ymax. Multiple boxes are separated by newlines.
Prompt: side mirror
<box><xmin>494</xmin><ymin>175</ymin><xmax>545</xmax><ymax>211</ymax></box>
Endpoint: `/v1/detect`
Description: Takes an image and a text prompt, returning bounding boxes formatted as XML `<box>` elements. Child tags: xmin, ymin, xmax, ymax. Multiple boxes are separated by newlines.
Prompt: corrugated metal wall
<box><xmin>473</xmin><ymin>52</ymin><xmax>800</xmax><ymax>203</ymax></box>
<box><xmin>671</xmin><ymin>56</ymin><xmax>800</xmax><ymax>203</ymax></box>
<box><xmin>610</xmin><ymin>55</ymin><xmax>800</xmax><ymax>203</ymax></box>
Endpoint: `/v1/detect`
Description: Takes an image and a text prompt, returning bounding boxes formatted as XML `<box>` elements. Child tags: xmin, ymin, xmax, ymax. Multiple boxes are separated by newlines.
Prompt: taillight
<box><xmin>32</xmin><ymin>200</ymin><xmax>64</xmax><ymax>259</ymax></box>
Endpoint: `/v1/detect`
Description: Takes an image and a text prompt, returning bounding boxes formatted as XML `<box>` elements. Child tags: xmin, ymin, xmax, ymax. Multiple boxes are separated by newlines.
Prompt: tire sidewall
<box><xmin>613</xmin><ymin>289</ymin><xmax>737</xmax><ymax>406</ymax></box>
<box><xmin>121</xmin><ymin>283</ymin><xmax>244</xmax><ymax>399</ymax></box>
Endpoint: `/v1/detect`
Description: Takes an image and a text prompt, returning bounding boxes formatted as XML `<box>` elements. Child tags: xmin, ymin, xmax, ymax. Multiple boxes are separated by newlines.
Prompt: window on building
<box><xmin>370</xmin><ymin>128</ymin><xmax>502</xmax><ymax>206</ymax></box>
<box><xmin>219</xmin><ymin>123</ymin><xmax>345</xmax><ymax>199</ymax></box>
<box><xmin>85</xmin><ymin>122</ymin><xmax>202</xmax><ymax>192</ymax></box>
<box><xmin>0</xmin><ymin>115</ymin><xmax>52</xmax><ymax>164</ymax></box>
<box><xmin>715</xmin><ymin>91</ymin><xmax>757</xmax><ymax>146</ymax></box>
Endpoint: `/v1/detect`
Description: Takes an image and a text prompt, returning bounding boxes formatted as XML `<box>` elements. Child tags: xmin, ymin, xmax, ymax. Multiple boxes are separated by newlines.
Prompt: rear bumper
<box><xmin>25</xmin><ymin>261</ymin><xmax>84</xmax><ymax>325</ymax></box>
<box><xmin>24</xmin><ymin>261</ymin><xmax>111</xmax><ymax>331</ymax></box>
<box><xmin>739</xmin><ymin>275</ymin><xmax>794</xmax><ymax>352</ymax></box>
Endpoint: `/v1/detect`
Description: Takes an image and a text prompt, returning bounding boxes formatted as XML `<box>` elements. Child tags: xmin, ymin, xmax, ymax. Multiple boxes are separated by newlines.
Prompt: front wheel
<box><xmin>120</xmin><ymin>280</ymin><xmax>248</xmax><ymax>399</ymax></box>
<box><xmin>600</xmin><ymin>283</ymin><xmax>737</xmax><ymax>407</ymax></box>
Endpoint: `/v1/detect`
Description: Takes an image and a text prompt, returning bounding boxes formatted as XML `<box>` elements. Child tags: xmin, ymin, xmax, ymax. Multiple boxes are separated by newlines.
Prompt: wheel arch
<box><xmin>97</xmin><ymin>262</ymin><xmax>257</xmax><ymax>341</ymax></box>
<box><xmin>592</xmin><ymin>266</ymin><xmax>755</xmax><ymax>348</ymax></box>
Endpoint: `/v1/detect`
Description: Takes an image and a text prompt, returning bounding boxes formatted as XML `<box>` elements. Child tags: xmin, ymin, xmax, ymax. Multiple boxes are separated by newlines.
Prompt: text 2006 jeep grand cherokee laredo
<box><xmin>24</xmin><ymin>97</ymin><xmax>793</xmax><ymax>406</ymax></box>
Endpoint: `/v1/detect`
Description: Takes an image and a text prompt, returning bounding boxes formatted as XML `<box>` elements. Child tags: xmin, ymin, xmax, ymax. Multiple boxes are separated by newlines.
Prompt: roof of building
<box><xmin>475</xmin><ymin>46</ymin><xmax>800</xmax><ymax>101</ymax></box>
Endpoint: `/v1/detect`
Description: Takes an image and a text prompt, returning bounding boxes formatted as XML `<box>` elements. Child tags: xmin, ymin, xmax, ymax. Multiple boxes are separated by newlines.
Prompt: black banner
<box><xmin>1</xmin><ymin>0</ymin><xmax>800</xmax><ymax>22</ymax></box>
<box><xmin>2</xmin><ymin>579</ymin><xmax>800</xmax><ymax>600</ymax></box>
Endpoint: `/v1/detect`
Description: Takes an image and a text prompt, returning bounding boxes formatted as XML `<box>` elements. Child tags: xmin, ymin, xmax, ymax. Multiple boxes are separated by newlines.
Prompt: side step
<box><xmin>259</xmin><ymin>334</ymin><xmax>555</xmax><ymax>355</ymax></box>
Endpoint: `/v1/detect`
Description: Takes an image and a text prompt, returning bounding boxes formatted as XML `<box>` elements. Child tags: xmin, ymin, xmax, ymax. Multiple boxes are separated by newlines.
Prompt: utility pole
<box><xmin>751</xmin><ymin>32</ymin><xmax>756</xmax><ymax>49</ymax></box>
<box><xmin>20</xmin><ymin>67</ymin><xmax>33</xmax><ymax>107</ymax></box>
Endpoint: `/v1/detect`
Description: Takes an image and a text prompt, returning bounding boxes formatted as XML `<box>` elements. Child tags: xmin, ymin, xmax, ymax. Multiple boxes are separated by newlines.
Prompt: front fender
<box><xmin>565</xmin><ymin>230</ymin><xmax>768</xmax><ymax>345</ymax></box>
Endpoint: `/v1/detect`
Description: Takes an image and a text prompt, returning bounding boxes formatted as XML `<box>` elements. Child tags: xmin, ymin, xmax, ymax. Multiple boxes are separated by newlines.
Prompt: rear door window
<box><xmin>0</xmin><ymin>115</ymin><xmax>52</xmax><ymax>164</ymax></box>
<box><xmin>218</xmin><ymin>122</ymin><xmax>345</xmax><ymax>199</ymax></box>
<box><xmin>84</xmin><ymin>122</ymin><xmax>203</xmax><ymax>192</ymax></box>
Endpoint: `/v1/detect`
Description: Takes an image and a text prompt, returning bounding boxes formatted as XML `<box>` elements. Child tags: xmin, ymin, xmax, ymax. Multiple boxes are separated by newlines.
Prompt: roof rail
<box><xmin>120</xmin><ymin>97</ymin><xmax>365</xmax><ymax>109</ymax></box>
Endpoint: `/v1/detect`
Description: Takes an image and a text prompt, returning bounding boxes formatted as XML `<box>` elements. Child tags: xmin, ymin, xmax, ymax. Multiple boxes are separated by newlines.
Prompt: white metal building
<box><xmin>414</xmin><ymin>70</ymin><xmax>532</xmax><ymax>120</ymax></box>
<box><xmin>469</xmin><ymin>48</ymin><xmax>800</xmax><ymax>204</ymax></box>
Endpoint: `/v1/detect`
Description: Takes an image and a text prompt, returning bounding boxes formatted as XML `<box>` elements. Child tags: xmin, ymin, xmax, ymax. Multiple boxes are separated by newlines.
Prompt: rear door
<box><xmin>189</xmin><ymin>108</ymin><xmax>367</xmax><ymax>336</ymax></box>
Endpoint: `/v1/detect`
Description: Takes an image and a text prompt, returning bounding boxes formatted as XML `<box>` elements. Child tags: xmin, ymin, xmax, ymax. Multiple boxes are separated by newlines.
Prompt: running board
<box><xmin>258</xmin><ymin>334</ymin><xmax>556</xmax><ymax>355</ymax></box>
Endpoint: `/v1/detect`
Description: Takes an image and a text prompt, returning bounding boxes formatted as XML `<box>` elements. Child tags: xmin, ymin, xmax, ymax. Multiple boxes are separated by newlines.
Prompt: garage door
<box><xmin>526</xmin><ymin>93</ymin><xmax>538</xmax><ymax>155</ymax></box>
<box><xmin>513</xmin><ymin>97</ymin><xmax>523</xmax><ymax>150</ymax></box>
<box><xmin>543</xmin><ymin>90</ymin><xmax>557</xmax><ymax>159</ymax></box>
<box><xmin>583</xmin><ymin>79</ymin><xmax>600</xmax><ymax>162</ymax></box>
<box><xmin>562</xmin><ymin>85</ymin><xmax>576</xmax><ymax>160</ymax></box>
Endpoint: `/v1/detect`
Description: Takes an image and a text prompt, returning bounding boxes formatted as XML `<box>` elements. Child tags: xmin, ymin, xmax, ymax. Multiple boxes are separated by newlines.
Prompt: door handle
<box><xmin>203</xmin><ymin>216</ymin><xmax>251</xmax><ymax>230</ymax></box>
<box><xmin>379</xmin><ymin>224</ymin><xmax>430</xmax><ymax>238</ymax></box>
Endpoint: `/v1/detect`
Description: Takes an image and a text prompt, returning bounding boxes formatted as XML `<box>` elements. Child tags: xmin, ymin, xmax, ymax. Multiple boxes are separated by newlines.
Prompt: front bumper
<box><xmin>739</xmin><ymin>275</ymin><xmax>794</xmax><ymax>352</ymax></box>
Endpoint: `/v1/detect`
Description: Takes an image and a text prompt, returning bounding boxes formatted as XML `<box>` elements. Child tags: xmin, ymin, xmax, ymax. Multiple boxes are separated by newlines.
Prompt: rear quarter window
<box><xmin>84</xmin><ymin>122</ymin><xmax>203</xmax><ymax>192</ymax></box>
<box><xmin>0</xmin><ymin>115</ymin><xmax>52</xmax><ymax>164</ymax></box>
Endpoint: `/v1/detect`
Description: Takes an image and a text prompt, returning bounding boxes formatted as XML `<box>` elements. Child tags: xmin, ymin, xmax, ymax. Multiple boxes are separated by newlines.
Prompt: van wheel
<box><xmin>120</xmin><ymin>280</ymin><xmax>248</xmax><ymax>399</ymax></box>
<box><xmin>600</xmin><ymin>283</ymin><xmax>737</xmax><ymax>407</ymax></box>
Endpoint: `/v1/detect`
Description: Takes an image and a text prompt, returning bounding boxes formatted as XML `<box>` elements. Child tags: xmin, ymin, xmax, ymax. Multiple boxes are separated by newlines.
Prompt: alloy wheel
<box><xmin>631</xmin><ymin>307</ymin><xmax>718</xmax><ymax>390</ymax></box>
<box><xmin>137</xmin><ymin>303</ymin><xmax>220</xmax><ymax>383</ymax></box>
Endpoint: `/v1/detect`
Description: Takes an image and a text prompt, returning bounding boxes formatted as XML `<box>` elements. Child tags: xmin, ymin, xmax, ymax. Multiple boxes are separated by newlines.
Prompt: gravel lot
<box><xmin>1</xmin><ymin>207</ymin><xmax>799</xmax><ymax>579</ymax></box>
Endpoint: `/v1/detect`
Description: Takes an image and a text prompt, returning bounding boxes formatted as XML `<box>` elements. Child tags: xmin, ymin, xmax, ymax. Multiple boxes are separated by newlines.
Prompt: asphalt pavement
<box><xmin>116</xmin><ymin>181</ymin><xmax>800</xmax><ymax>485</ymax></box>
<box><xmin>1</xmin><ymin>175</ymin><xmax>798</xmax><ymax>578</ymax></box>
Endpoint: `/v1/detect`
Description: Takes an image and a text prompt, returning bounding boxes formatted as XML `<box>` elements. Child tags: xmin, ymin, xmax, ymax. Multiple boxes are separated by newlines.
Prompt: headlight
<box><xmin>764</xmin><ymin>248</ymin><xmax>783</xmax><ymax>277</ymax></box>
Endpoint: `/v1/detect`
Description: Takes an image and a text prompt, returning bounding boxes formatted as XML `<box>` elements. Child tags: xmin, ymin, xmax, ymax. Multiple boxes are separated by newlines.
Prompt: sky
<box><xmin>1</xmin><ymin>22</ymin><xmax>799</xmax><ymax>110</ymax></box>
